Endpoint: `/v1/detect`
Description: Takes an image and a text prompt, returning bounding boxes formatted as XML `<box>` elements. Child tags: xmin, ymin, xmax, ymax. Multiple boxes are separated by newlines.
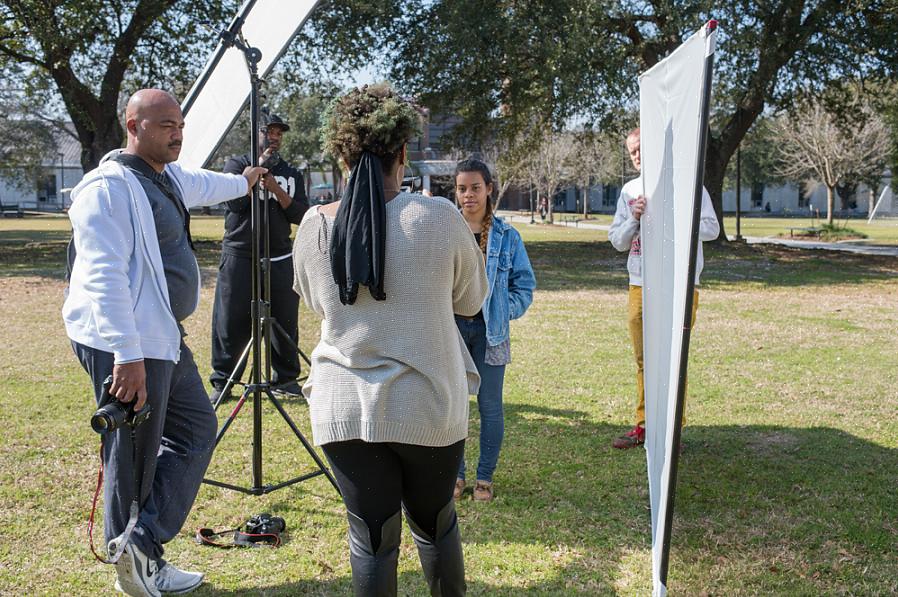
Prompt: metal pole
<box><xmin>735</xmin><ymin>147</ymin><xmax>743</xmax><ymax>241</ymax></box>
<box><xmin>529</xmin><ymin>186</ymin><xmax>535</xmax><ymax>223</ymax></box>
<box><xmin>58</xmin><ymin>152</ymin><xmax>64</xmax><ymax>211</ymax></box>
<box><xmin>246</xmin><ymin>45</ymin><xmax>264</xmax><ymax>493</ymax></box>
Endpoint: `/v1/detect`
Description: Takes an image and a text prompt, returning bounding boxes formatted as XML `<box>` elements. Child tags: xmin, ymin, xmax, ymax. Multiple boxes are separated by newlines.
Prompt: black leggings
<box><xmin>322</xmin><ymin>439</ymin><xmax>465</xmax><ymax>549</ymax></box>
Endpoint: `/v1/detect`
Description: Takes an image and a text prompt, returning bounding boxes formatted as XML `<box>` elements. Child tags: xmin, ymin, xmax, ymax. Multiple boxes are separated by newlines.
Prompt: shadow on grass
<box><xmin>702</xmin><ymin>242</ymin><xmax>898</xmax><ymax>287</ymax></box>
<box><xmin>2</xmin><ymin>227</ymin><xmax>896</xmax><ymax>290</ymax></box>
<box><xmin>481</xmin><ymin>403</ymin><xmax>894</xmax><ymax>593</ymax></box>
<box><xmin>523</xmin><ymin>240</ymin><xmax>898</xmax><ymax>292</ymax></box>
<box><xmin>0</xmin><ymin>238</ymin><xmax>223</xmax><ymax>281</ymax></box>
<box><xmin>192</xmin><ymin>404</ymin><xmax>897</xmax><ymax>595</ymax></box>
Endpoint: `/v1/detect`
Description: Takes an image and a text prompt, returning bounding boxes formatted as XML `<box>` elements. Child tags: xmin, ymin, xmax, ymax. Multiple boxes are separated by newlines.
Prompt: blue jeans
<box><xmin>455</xmin><ymin>315</ymin><xmax>506</xmax><ymax>483</ymax></box>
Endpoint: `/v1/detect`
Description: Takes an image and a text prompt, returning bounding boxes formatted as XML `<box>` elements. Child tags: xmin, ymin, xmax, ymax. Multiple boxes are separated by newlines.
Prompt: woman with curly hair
<box><xmin>452</xmin><ymin>159</ymin><xmax>535</xmax><ymax>502</ymax></box>
<box><xmin>292</xmin><ymin>83</ymin><xmax>487</xmax><ymax>596</ymax></box>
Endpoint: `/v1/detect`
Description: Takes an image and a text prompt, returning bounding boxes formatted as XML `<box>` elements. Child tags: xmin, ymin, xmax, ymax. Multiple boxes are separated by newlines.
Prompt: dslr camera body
<box><xmin>90</xmin><ymin>376</ymin><xmax>152</xmax><ymax>434</ymax></box>
<box><xmin>245</xmin><ymin>513</ymin><xmax>286</xmax><ymax>536</ymax></box>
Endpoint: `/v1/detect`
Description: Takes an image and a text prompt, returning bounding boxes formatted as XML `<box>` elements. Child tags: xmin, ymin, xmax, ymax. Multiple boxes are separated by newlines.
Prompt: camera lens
<box><xmin>91</xmin><ymin>412</ymin><xmax>113</xmax><ymax>434</ymax></box>
<box><xmin>91</xmin><ymin>402</ymin><xmax>127</xmax><ymax>434</ymax></box>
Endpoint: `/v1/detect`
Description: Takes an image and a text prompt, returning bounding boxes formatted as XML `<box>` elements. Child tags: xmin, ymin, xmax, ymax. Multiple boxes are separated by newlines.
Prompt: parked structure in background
<box><xmin>0</xmin><ymin>123</ymin><xmax>82</xmax><ymax>212</ymax></box>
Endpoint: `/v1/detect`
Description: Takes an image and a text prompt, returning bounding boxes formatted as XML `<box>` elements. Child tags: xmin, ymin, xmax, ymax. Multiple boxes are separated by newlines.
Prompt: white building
<box><xmin>0</xmin><ymin>124</ymin><xmax>83</xmax><ymax>213</ymax></box>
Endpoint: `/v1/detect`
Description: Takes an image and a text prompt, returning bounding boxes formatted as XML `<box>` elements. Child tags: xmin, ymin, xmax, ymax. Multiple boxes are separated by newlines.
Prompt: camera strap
<box><xmin>88</xmin><ymin>428</ymin><xmax>142</xmax><ymax>565</ymax></box>
<box><xmin>195</xmin><ymin>526</ymin><xmax>282</xmax><ymax>548</ymax></box>
<box><xmin>195</xmin><ymin>514</ymin><xmax>284</xmax><ymax>549</ymax></box>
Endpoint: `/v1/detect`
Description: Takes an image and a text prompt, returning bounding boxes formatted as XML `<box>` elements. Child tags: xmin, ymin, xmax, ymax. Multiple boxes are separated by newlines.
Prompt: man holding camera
<box><xmin>209</xmin><ymin>114</ymin><xmax>308</xmax><ymax>401</ymax></box>
<box><xmin>63</xmin><ymin>89</ymin><xmax>266</xmax><ymax>596</ymax></box>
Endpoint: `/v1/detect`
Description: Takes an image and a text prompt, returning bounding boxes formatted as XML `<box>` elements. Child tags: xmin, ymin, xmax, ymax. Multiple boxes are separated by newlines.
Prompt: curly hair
<box><xmin>320</xmin><ymin>83</ymin><xmax>421</xmax><ymax>170</ymax></box>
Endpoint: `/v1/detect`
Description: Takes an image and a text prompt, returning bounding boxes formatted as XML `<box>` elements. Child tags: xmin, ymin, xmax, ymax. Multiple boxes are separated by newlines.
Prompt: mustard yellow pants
<box><xmin>628</xmin><ymin>285</ymin><xmax>699</xmax><ymax>428</ymax></box>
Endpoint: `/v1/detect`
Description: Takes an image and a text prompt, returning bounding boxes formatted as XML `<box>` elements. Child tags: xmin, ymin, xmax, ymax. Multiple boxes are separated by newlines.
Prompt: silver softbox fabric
<box><xmin>179</xmin><ymin>0</ymin><xmax>320</xmax><ymax>169</ymax></box>
<box><xmin>638</xmin><ymin>22</ymin><xmax>717</xmax><ymax>597</ymax></box>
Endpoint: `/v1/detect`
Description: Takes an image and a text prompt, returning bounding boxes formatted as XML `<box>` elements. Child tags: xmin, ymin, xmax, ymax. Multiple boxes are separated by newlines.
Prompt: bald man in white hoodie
<box><xmin>64</xmin><ymin>89</ymin><xmax>266</xmax><ymax>596</ymax></box>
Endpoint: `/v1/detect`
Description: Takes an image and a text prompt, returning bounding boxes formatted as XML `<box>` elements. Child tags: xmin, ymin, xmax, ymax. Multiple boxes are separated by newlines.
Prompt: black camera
<box><xmin>259</xmin><ymin>149</ymin><xmax>281</xmax><ymax>170</ymax></box>
<box><xmin>245</xmin><ymin>513</ymin><xmax>286</xmax><ymax>536</ymax></box>
<box><xmin>90</xmin><ymin>376</ymin><xmax>153</xmax><ymax>434</ymax></box>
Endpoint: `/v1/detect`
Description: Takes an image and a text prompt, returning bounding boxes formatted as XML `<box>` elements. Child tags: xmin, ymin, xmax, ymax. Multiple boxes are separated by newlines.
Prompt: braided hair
<box><xmin>454</xmin><ymin>158</ymin><xmax>494</xmax><ymax>255</ymax></box>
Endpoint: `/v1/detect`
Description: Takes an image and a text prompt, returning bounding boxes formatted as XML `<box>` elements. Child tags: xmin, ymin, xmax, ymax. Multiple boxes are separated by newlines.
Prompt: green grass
<box><xmin>1</xmin><ymin>216</ymin><xmax>896</xmax><ymax>595</ymax></box>
<box><xmin>722</xmin><ymin>216</ymin><xmax>898</xmax><ymax>245</ymax></box>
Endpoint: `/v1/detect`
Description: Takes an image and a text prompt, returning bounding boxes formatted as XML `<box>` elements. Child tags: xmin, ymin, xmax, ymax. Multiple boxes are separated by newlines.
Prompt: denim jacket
<box><xmin>482</xmin><ymin>215</ymin><xmax>536</xmax><ymax>346</ymax></box>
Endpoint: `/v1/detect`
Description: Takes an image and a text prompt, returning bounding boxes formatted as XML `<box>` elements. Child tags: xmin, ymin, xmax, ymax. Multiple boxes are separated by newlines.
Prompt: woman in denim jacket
<box><xmin>453</xmin><ymin>158</ymin><xmax>536</xmax><ymax>502</ymax></box>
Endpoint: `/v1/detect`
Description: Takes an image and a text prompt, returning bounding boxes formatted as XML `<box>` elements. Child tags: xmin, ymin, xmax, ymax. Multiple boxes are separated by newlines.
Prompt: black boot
<box><xmin>404</xmin><ymin>501</ymin><xmax>466</xmax><ymax>596</ymax></box>
<box><xmin>346</xmin><ymin>510</ymin><xmax>402</xmax><ymax>597</ymax></box>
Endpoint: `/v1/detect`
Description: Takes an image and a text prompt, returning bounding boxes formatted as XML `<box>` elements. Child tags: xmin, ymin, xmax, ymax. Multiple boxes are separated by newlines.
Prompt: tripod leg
<box><xmin>213</xmin><ymin>337</ymin><xmax>253</xmax><ymax>411</ymax></box>
<box><xmin>265</xmin><ymin>388</ymin><xmax>341</xmax><ymax>494</ymax></box>
<box><xmin>212</xmin><ymin>389</ymin><xmax>251</xmax><ymax>447</ymax></box>
<box><xmin>271</xmin><ymin>318</ymin><xmax>311</xmax><ymax>369</ymax></box>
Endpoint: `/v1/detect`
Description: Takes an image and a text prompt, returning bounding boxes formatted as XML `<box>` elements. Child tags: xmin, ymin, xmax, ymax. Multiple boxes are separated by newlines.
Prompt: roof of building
<box><xmin>46</xmin><ymin>123</ymin><xmax>82</xmax><ymax>168</ymax></box>
<box><xmin>409</xmin><ymin>160</ymin><xmax>457</xmax><ymax>177</ymax></box>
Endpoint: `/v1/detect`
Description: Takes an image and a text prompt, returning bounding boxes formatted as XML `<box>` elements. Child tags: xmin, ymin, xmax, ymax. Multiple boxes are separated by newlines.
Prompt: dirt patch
<box><xmin>745</xmin><ymin>430</ymin><xmax>800</xmax><ymax>454</ymax></box>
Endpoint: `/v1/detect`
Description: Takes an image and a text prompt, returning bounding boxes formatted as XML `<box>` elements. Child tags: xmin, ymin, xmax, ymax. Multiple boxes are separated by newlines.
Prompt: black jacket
<box><xmin>221</xmin><ymin>154</ymin><xmax>308</xmax><ymax>257</ymax></box>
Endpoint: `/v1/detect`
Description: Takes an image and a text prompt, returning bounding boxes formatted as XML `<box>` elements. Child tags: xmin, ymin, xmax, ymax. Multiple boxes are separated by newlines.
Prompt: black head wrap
<box><xmin>330</xmin><ymin>151</ymin><xmax>387</xmax><ymax>305</ymax></box>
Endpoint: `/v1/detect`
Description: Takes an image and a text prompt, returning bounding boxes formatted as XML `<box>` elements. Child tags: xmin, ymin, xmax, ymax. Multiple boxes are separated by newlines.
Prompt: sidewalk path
<box><xmin>498</xmin><ymin>211</ymin><xmax>898</xmax><ymax>257</ymax></box>
<box><xmin>741</xmin><ymin>236</ymin><xmax>898</xmax><ymax>257</ymax></box>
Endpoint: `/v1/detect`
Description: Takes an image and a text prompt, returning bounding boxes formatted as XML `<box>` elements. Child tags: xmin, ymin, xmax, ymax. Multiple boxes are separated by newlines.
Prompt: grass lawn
<box><xmin>721</xmin><ymin>216</ymin><xmax>898</xmax><ymax>245</ymax></box>
<box><xmin>535</xmin><ymin>211</ymin><xmax>898</xmax><ymax>245</ymax></box>
<box><xmin>1</xmin><ymin>215</ymin><xmax>896</xmax><ymax>595</ymax></box>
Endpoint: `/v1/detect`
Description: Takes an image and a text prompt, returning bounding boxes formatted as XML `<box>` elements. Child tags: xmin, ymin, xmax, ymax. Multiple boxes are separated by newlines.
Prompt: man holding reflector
<box><xmin>608</xmin><ymin>127</ymin><xmax>719</xmax><ymax>450</ymax></box>
<box><xmin>609</xmin><ymin>20</ymin><xmax>720</xmax><ymax>596</ymax></box>
<box><xmin>209</xmin><ymin>113</ymin><xmax>309</xmax><ymax>401</ymax></box>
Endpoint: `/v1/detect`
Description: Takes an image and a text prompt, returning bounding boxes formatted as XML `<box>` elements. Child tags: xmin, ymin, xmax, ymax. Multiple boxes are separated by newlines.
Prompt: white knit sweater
<box><xmin>292</xmin><ymin>193</ymin><xmax>489</xmax><ymax>447</ymax></box>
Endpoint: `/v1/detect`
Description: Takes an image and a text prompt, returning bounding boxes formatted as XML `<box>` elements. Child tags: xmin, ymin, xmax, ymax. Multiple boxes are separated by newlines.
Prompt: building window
<box><xmin>797</xmin><ymin>186</ymin><xmax>809</xmax><ymax>208</ymax></box>
<box><xmin>602</xmin><ymin>185</ymin><xmax>618</xmax><ymax>207</ymax></box>
<box><xmin>750</xmin><ymin>182</ymin><xmax>764</xmax><ymax>208</ymax></box>
<box><xmin>37</xmin><ymin>174</ymin><xmax>57</xmax><ymax>202</ymax></box>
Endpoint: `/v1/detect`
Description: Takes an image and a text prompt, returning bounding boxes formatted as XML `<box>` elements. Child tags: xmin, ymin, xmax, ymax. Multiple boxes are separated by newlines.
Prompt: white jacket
<box><xmin>63</xmin><ymin>152</ymin><xmax>248</xmax><ymax>364</ymax></box>
<box><xmin>608</xmin><ymin>177</ymin><xmax>720</xmax><ymax>286</ymax></box>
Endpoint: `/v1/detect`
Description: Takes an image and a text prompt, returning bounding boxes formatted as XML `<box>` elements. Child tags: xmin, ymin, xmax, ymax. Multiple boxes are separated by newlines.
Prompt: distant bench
<box><xmin>0</xmin><ymin>202</ymin><xmax>23</xmax><ymax>218</ymax></box>
<box><xmin>789</xmin><ymin>226</ymin><xmax>820</xmax><ymax>238</ymax></box>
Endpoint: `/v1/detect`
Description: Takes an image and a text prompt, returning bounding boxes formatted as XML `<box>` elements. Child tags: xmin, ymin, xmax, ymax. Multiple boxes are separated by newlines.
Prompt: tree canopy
<box><xmin>2</xmin><ymin>0</ymin><xmax>896</xmax><ymax>227</ymax></box>
<box><xmin>0</xmin><ymin>0</ymin><xmax>237</xmax><ymax>170</ymax></box>
<box><xmin>300</xmin><ymin>0</ymin><xmax>898</xmax><ymax>239</ymax></box>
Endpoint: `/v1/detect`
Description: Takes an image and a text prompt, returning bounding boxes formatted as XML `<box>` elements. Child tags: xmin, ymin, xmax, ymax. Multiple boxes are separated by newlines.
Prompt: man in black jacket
<box><xmin>210</xmin><ymin>114</ymin><xmax>308</xmax><ymax>400</ymax></box>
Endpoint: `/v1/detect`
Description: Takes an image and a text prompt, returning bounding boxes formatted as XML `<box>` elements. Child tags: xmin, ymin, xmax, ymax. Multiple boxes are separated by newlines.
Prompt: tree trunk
<box><xmin>826</xmin><ymin>185</ymin><xmax>835</xmax><ymax>225</ymax></box>
<box><xmin>81</xmin><ymin>120</ymin><xmax>124</xmax><ymax>171</ymax></box>
<box><xmin>546</xmin><ymin>188</ymin><xmax>554</xmax><ymax>224</ymax></box>
<box><xmin>582</xmin><ymin>185</ymin><xmax>589</xmax><ymax>219</ymax></box>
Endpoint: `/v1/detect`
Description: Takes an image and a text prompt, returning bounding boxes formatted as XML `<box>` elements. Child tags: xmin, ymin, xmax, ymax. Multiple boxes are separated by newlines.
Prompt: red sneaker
<box><xmin>612</xmin><ymin>425</ymin><xmax>645</xmax><ymax>449</ymax></box>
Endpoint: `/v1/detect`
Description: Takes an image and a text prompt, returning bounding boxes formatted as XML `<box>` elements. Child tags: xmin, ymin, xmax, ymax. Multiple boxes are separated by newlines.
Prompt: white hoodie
<box><xmin>608</xmin><ymin>177</ymin><xmax>720</xmax><ymax>286</ymax></box>
<box><xmin>63</xmin><ymin>152</ymin><xmax>248</xmax><ymax>364</ymax></box>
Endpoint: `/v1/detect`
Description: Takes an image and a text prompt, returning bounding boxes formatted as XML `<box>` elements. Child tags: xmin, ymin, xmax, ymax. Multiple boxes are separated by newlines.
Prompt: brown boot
<box><xmin>453</xmin><ymin>478</ymin><xmax>465</xmax><ymax>500</ymax></box>
<box><xmin>612</xmin><ymin>425</ymin><xmax>645</xmax><ymax>449</ymax></box>
<box><xmin>472</xmin><ymin>480</ymin><xmax>493</xmax><ymax>502</ymax></box>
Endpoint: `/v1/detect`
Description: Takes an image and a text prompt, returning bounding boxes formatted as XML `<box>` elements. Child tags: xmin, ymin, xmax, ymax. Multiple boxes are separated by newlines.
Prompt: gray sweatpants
<box><xmin>74</xmin><ymin>340</ymin><xmax>217</xmax><ymax>563</ymax></box>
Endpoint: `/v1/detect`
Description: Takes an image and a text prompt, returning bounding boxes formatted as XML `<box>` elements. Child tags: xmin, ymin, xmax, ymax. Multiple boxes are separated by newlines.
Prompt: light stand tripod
<box><xmin>202</xmin><ymin>25</ymin><xmax>338</xmax><ymax>496</ymax></box>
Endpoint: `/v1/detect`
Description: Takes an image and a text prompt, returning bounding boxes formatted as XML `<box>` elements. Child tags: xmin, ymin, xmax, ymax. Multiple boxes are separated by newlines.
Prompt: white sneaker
<box><xmin>108</xmin><ymin>539</ymin><xmax>161</xmax><ymax>597</ymax></box>
<box><xmin>154</xmin><ymin>562</ymin><xmax>204</xmax><ymax>594</ymax></box>
<box><xmin>115</xmin><ymin>562</ymin><xmax>204</xmax><ymax>595</ymax></box>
